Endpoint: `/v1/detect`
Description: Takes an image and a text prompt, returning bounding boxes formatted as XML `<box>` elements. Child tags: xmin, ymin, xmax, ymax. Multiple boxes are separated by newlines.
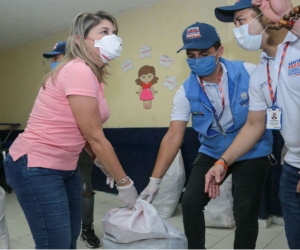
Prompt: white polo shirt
<box><xmin>171</xmin><ymin>62</ymin><xmax>256</xmax><ymax>133</ymax></box>
<box><xmin>248</xmin><ymin>32</ymin><xmax>300</xmax><ymax>168</ymax></box>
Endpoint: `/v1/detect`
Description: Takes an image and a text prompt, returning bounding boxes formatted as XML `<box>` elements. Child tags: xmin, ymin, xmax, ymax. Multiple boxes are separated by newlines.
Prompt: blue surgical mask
<box><xmin>186</xmin><ymin>52</ymin><xmax>219</xmax><ymax>77</ymax></box>
<box><xmin>51</xmin><ymin>62</ymin><xmax>59</xmax><ymax>69</ymax></box>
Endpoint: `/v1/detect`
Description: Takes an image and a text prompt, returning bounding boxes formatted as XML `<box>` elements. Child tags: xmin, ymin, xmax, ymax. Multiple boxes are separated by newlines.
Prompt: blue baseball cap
<box><xmin>215</xmin><ymin>0</ymin><xmax>253</xmax><ymax>23</ymax></box>
<box><xmin>43</xmin><ymin>41</ymin><xmax>66</xmax><ymax>58</ymax></box>
<box><xmin>177</xmin><ymin>22</ymin><xmax>220</xmax><ymax>53</ymax></box>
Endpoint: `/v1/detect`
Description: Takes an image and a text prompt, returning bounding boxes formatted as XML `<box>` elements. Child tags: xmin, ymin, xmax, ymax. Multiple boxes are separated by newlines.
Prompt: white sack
<box><xmin>204</xmin><ymin>174</ymin><xmax>235</xmax><ymax>228</ymax></box>
<box><xmin>102</xmin><ymin>199</ymin><xmax>187</xmax><ymax>249</ymax></box>
<box><xmin>152</xmin><ymin>150</ymin><xmax>186</xmax><ymax>218</ymax></box>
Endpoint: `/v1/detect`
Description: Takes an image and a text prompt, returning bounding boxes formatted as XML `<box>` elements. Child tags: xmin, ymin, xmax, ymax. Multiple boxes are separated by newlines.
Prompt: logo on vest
<box><xmin>239</xmin><ymin>92</ymin><xmax>249</xmax><ymax>106</ymax></box>
<box><xmin>240</xmin><ymin>92</ymin><xmax>249</xmax><ymax>100</ymax></box>
<box><xmin>192</xmin><ymin>111</ymin><xmax>204</xmax><ymax>116</ymax></box>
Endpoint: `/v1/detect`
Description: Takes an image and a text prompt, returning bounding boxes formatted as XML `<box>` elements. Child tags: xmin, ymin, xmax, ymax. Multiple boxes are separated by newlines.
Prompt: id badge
<box><xmin>266</xmin><ymin>106</ymin><xmax>282</xmax><ymax>130</ymax></box>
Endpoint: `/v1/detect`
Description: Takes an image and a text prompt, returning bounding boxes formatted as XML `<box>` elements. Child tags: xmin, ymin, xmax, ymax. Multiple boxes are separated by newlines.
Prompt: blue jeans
<box><xmin>279</xmin><ymin>163</ymin><xmax>300</xmax><ymax>249</ymax></box>
<box><xmin>3</xmin><ymin>153</ymin><xmax>82</xmax><ymax>249</ymax></box>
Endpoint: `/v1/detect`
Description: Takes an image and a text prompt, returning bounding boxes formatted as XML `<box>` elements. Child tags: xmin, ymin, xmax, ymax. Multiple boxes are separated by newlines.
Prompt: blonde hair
<box><xmin>42</xmin><ymin>11</ymin><xmax>118</xmax><ymax>88</ymax></box>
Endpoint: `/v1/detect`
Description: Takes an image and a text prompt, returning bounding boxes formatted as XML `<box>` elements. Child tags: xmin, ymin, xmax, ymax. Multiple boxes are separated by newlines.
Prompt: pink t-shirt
<box><xmin>9</xmin><ymin>58</ymin><xmax>110</xmax><ymax>170</ymax></box>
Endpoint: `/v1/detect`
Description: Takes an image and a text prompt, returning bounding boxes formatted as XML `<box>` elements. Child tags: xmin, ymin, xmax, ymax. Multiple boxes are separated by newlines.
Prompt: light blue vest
<box><xmin>183</xmin><ymin>58</ymin><xmax>273</xmax><ymax>160</ymax></box>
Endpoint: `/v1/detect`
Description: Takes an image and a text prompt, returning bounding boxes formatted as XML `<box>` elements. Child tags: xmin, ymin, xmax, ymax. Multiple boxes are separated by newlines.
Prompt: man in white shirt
<box><xmin>209</xmin><ymin>0</ymin><xmax>300</xmax><ymax>248</ymax></box>
<box><xmin>139</xmin><ymin>22</ymin><xmax>273</xmax><ymax>249</ymax></box>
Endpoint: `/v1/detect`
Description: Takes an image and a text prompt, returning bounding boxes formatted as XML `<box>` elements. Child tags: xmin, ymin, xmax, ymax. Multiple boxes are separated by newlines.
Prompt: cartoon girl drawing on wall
<box><xmin>135</xmin><ymin>65</ymin><xmax>158</xmax><ymax>109</ymax></box>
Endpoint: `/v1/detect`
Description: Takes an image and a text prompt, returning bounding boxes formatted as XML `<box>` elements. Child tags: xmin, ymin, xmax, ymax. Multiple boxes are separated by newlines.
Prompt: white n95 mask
<box><xmin>94</xmin><ymin>34</ymin><xmax>122</xmax><ymax>63</ymax></box>
<box><xmin>233</xmin><ymin>13</ymin><xmax>267</xmax><ymax>51</ymax></box>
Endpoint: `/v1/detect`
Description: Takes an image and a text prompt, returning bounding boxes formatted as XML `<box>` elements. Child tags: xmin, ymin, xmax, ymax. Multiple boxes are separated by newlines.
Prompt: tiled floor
<box><xmin>4</xmin><ymin>190</ymin><xmax>288</xmax><ymax>249</ymax></box>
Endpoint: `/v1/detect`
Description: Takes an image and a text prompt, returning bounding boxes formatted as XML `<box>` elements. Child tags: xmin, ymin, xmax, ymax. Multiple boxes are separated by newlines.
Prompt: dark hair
<box><xmin>249</xmin><ymin>6</ymin><xmax>266</xmax><ymax>29</ymax></box>
<box><xmin>250</xmin><ymin>6</ymin><xmax>262</xmax><ymax>17</ymax></box>
<box><xmin>212</xmin><ymin>41</ymin><xmax>222</xmax><ymax>50</ymax></box>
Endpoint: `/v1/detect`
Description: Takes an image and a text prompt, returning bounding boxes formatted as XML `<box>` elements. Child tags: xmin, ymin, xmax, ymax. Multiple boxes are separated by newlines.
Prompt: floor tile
<box><xmin>5</xmin><ymin>192</ymin><xmax>19</xmax><ymax>205</ymax></box>
<box><xmin>206</xmin><ymin>227</ymin><xmax>235</xmax><ymax>238</ymax></box>
<box><xmin>5</xmin><ymin>202</ymin><xmax>28</xmax><ymax>223</ymax></box>
<box><xmin>205</xmin><ymin>234</ymin><xmax>225</xmax><ymax>249</ymax></box>
<box><xmin>256</xmin><ymin>225</ymin><xmax>285</xmax><ymax>248</ymax></box>
<box><xmin>10</xmin><ymin>240</ymin><xmax>32</xmax><ymax>249</ymax></box>
<box><xmin>165</xmin><ymin>209</ymin><xmax>184</xmax><ymax>231</ymax></box>
<box><xmin>264</xmin><ymin>232</ymin><xmax>289</xmax><ymax>249</ymax></box>
<box><xmin>6</xmin><ymin>217</ymin><xmax>31</xmax><ymax>240</ymax></box>
<box><xmin>209</xmin><ymin>234</ymin><xmax>234</xmax><ymax>249</ymax></box>
<box><xmin>76</xmin><ymin>238</ymin><xmax>88</xmax><ymax>249</ymax></box>
<box><xmin>275</xmin><ymin>229</ymin><xmax>288</xmax><ymax>240</ymax></box>
<box><xmin>12</xmin><ymin>235</ymin><xmax>35</xmax><ymax>248</ymax></box>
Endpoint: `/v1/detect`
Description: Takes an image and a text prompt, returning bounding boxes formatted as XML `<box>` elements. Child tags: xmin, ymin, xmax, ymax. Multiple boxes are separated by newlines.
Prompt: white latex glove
<box><xmin>117</xmin><ymin>180</ymin><xmax>138</xmax><ymax>209</ymax></box>
<box><xmin>94</xmin><ymin>158</ymin><xmax>114</xmax><ymax>188</ymax></box>
<box><xmin>139</xmin><ymin>177</ymin><xmax>162</xmax><ymax>203</ymax></box>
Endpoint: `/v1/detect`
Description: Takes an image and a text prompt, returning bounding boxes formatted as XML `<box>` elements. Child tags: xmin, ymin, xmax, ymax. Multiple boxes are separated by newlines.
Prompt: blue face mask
<box><xmin>186</xmin><ymin>52</ymin><xmax>219</xmax><ymax>77</ymax></box>
<box><xmin>50</xmin><ymin>62</ymin><xmax>60</xmax><ymax>69</ymax></box>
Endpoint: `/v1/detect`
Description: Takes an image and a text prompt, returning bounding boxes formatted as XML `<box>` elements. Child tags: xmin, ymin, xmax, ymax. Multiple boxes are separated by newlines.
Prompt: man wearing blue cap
<box><xmin>43</xmin><ymin>41</ymin><xmax>66</xmax><ymax>69</ymax></box>
<box><xmin>206</xmin><ymin>0</ymin><xmax>300</xmax><ymax>249</ymax></box>
<box><xmin>139</xmin><ymin>22</ymin><xmax>273</xmax><ymax>249</ymax></box>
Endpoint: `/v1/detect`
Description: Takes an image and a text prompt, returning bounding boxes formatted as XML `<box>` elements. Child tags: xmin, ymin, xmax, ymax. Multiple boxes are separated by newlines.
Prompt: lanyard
<box><xmin>199</xmin><ymin>68</ymin><xmax>224</xmax><ymax>124</ymax></box>
<box><xmin>266</xmin><ymin>42</ymin><xmax>289</xmax><ymax>106</ymax></box>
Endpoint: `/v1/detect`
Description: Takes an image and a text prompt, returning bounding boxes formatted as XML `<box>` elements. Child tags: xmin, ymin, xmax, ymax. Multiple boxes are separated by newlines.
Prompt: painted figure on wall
<box><xmin>135</xmin><ymin>65</ymin><xmax>158</xmax><ymax>109</ymax></box>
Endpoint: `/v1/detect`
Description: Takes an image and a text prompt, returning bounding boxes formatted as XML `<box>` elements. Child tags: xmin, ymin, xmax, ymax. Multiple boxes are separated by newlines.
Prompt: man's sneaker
<box><xmin>80</xmin><ymin>224</ymin><xmax>101</xmax><ymax>248</ymax></box>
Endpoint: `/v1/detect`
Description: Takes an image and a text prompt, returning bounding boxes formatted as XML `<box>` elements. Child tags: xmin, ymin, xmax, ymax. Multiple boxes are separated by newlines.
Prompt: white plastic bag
<box><xmin>204</xmin><ymin>174</ymin><xmax>235</xmax><ymax>228</ymax></box>
<box><xmin>0</xmin><ymin>186</ymin><xmax>10</xmax><ymax>249</ymax></box>
<box><xmin>102</xmin><ymin>199</ymin><xmax>187</xmax><ymax>249</ymax></box>
<box><xmin>152</xmin><ymin>150</ymin><xmax>186</xmax><ymax>218</ymax></box>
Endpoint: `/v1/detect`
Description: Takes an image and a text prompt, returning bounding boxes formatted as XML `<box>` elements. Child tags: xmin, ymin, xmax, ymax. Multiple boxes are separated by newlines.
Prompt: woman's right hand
<box><xmin>116</xmin><ymin>179</ymin><xmax>138</xmax><ymax>209</ymax></box>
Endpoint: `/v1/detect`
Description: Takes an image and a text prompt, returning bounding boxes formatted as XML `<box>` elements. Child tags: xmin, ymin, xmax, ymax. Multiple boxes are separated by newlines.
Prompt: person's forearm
<box><xmin>221</xmin><ymin>122</ymin><xmax>266</xmax><ymax>166</ymax></box>
<box><xmin>151</xmin><ymin>133</ymin><xmax>183</xmax><ymax>179</ymax></box>
<box><xmin>88</xmin><ymin>136</ymin><xmax>127</xmax><ymax>183</ymax></box>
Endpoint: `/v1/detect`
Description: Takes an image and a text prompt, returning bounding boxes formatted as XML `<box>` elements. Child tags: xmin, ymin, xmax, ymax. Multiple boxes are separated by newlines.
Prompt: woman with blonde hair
<box><xmin>3</xmin><ymin>10</ymin><xmax>138</xmax><ymax>249</ymax></box>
